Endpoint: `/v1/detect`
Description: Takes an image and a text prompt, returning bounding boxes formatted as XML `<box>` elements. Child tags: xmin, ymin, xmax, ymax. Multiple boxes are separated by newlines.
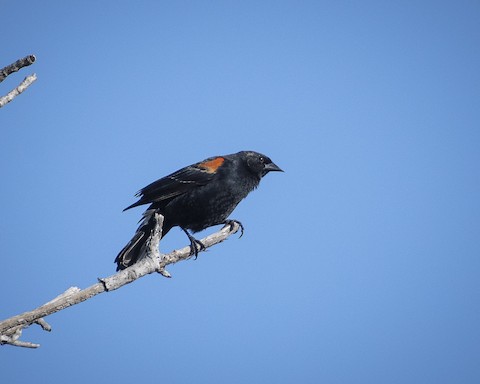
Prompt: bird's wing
<box><xmin>124</xmin><ymin>156</ymin><xmax>226</xmax><ymax>210</ymax></box>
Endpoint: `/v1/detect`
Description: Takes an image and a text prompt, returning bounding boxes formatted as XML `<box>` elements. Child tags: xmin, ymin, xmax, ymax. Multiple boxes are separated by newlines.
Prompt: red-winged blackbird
<box><xmin>115</xmin><ymin>150</ymin><xmax>283</xmax><ymax>270</ymax></box>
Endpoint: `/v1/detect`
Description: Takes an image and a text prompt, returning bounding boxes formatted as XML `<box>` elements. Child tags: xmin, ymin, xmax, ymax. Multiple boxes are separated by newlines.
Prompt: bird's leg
<box><xmin>222</xmin><ymin>219</ymin><xmax>244</xmax><ymax>238</ymax></box>
<box><xmin>181</xmin><ymin>227</ymin><xmax>205</xmax><ymax>259</ymax></box>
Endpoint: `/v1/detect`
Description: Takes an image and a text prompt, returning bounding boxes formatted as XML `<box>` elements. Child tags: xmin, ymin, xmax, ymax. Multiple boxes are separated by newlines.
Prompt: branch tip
<box><xmin>35</xmin><ymin>318</ymin><xmax>52</xmax><ymax>332</ymax></box>
<box><xmin>158</xmin><ymin>268</ymin><xmax>172</xmax><ymax>278</ymax></box>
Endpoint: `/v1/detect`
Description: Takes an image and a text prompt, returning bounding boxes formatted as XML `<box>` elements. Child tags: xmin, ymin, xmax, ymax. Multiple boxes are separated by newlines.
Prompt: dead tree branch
<box><xmin>0</xmin><ymin>54</ymin><xmax>37</xmax><ymax>108</ymax></box>
<box><xmin>0</xmin><ymin>214</ymin><xmax>241</xmax><ymax>349</ymax></box>
<box><xmin>0</xmin><ymin>55</ymin><xmax>36</xmax><ymax>82</ymax></box>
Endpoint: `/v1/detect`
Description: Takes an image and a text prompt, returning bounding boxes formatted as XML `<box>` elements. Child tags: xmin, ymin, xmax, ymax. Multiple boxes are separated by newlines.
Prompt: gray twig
<box><xmin>0</xmin><ymin>55</ymin><xmax>36</xmax><ymax>83</ymax></box>
<box><xmin>0</xmin><ymin>73</ymin><xmax>37</xmax><ymax>108</ymax></box>
<box><xmin>34</xmin><ymin>318</ymin><xmax>52</xmax><ymax>332</ymax></box>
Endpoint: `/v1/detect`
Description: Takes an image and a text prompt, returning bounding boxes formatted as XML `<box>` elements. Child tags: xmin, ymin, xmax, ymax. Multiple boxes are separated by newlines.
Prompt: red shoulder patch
<box><xmin>198</xmin><ymin>157</ymin><xmax>225</xmax><ymax>173</ymax></box>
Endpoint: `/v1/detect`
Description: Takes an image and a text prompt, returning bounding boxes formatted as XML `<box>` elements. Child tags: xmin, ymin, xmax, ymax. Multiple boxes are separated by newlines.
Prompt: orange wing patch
<box><xmin>198</xmin><ymin>157</ymin><xmax>225</xmax><ymax>173</ymax></box>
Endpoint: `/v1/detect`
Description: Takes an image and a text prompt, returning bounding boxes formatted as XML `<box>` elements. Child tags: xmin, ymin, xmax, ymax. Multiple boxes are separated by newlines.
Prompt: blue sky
<box><xmin>2</xmin><ymin>1</ymin><xmax>480</xmax><ymax>383</ymax></box>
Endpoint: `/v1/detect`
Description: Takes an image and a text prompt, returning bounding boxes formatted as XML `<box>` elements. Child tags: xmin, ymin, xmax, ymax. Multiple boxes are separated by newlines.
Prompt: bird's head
<box><xmin>242</xmin><ymin>151</ymin><xmax>283</xmax><ymax>178</ymax></box>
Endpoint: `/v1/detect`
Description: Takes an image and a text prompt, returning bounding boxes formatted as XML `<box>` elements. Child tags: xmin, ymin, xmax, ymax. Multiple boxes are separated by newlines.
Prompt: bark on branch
<box><xmin>0</xmin><ymin>54</ymin><xmax>37</xmax><ymax>108</ymax></box>
<box><xmin>0</xmin><ymin>214</ymin><xmax>241</xmax><ymax>348</ymax></box>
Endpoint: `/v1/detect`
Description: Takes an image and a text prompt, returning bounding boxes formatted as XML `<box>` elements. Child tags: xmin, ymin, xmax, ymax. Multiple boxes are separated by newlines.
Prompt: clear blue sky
<box><xmin>2</xmin><ymin>1</ymin><xmax>480</xmax><ymax>383</ymax></box>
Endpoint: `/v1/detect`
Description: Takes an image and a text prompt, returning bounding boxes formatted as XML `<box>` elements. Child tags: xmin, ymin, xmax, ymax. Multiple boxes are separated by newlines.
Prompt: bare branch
<box><xmin>9</xmin><ymin>340</ymin><xmax>41</xmax><ymax>348</ymax></box>
<box><xmin>0</xmin><ymin>55</ymin><xmax>36</xmax><ymax>83</ymax></box>
<box><xmin>0</xmin><ymin>73</ymin><xmax>37</xmax><ymax>108</ymax></box>
<box><xmin>0</xmin><ymin>214</ymin><xmax>241</xmax><ymax>348</ymax></box>
<box><xmin>0</xmin><ymin>55</ymin><xmax>37</xmax><ymax>108</ymax></box>
<box><xmin>1</xmin><ymin>334</ymin><xmax>40</xmax><ymax>349</ymax></box>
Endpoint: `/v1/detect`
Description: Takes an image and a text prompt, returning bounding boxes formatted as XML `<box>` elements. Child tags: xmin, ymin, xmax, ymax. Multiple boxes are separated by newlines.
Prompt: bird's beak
<box><xmin>265</xmin><ymin>162</ymin><xmax>284</xmax><ymax>173</ymax></box>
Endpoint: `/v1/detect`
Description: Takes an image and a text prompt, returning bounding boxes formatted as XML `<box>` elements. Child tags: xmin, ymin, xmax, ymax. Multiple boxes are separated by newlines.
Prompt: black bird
<box><xmin>115</xmin><ymin>150</ymin><xmax>283</xmax><ymax>270</ymax></box>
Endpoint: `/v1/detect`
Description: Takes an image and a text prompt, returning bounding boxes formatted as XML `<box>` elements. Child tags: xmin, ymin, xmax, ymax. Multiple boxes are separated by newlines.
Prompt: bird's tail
<box><xmin>115</xmin><ymin>209</ymin><xmax>162</xmax><ymax>271</ymax></box>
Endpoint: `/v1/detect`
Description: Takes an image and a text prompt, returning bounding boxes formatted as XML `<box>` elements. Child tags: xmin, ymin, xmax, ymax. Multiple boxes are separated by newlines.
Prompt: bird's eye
<box><xmin>259</xmin><ymin>156</ymin><xmax>265</xmax><ymax>163</ymax></box>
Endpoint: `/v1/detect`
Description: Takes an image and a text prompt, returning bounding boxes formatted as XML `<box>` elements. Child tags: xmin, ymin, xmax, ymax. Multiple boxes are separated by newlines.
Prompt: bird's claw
<box><xmin>190</xmin><ymin>238</ymin><xmax>205</xmax><ymax>259</ymax></box>
<box><xmin>181</xmin><ymin>227</ymin><xmax>205</xmax><ymax>259</ymax></box>
<box><xmin>223</xmin><ymin>219</ymin><xmax>244</xmax><ymax>238</ymax></box>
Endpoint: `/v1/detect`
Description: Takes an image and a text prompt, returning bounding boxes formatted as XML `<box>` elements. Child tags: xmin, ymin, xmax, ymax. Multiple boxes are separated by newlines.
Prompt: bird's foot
<box><xmin>190</xmin><ymin>238</ymin><xmax>205</xmax><ymax>259</ymax></box>
<box><xmin>181</xmin><ymin>228</ymin><xmax>205</xmax><ymax>259</ymax></box>
<box><xmin>223</xmin><ymin>219</ymin><xmax>244</xmax><ymax>238</ymax></box>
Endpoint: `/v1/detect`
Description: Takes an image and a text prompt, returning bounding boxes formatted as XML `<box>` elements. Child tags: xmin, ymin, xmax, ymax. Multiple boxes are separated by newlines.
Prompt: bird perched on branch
<box><xmin>115</xmin><ymin>150</ymin><xmax>283</xmax><ymax>270</ymax></box>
